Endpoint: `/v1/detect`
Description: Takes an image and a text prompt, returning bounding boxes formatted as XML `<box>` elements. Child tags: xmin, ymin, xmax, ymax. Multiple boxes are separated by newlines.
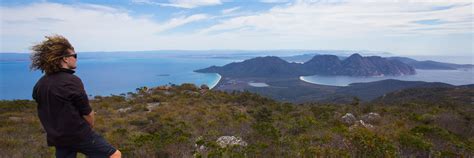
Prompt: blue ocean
<box><xmin>0</xmin><ymin>53</ymin><xmax>233</xmax><ymax>100</ymax></box>
<box><xmin>1</xmin><ymin>52</ymin><xmax>473</xmax><ymax>100</ymax></box>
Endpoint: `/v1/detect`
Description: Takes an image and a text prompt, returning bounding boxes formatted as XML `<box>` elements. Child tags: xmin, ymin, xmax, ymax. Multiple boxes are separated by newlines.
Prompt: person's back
<box><xmin>31</xmin><ymin>35</ymin><xmax>121</xmax><ymax>158</ymax></box>
<box><xmin>33</xmin><ymin>68</ymin><xmax>93</xmax><ymax>146</ymax></box>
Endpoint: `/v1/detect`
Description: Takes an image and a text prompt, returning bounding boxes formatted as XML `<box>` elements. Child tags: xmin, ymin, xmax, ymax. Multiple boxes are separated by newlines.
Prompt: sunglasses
<box><xmin>64</xmin><ymin>54</ymin><xmax>77</xmax><ymax>59</ymax></box>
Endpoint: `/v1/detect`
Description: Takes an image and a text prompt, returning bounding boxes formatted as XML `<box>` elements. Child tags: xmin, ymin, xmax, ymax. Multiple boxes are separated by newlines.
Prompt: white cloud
<box><xmin>221</xmin><ymin>7</ymin><xmax>240</xmax><ymax>14</ymax></box>
<box><xmin>0</xmin><ymin>1</ymin><xmax>472</xmax><ymax>56</ymax></box>
<box><xmin>132</xmin><ymin>0</ymin><xmax>222</xmax><ymax>9</ymax></box>
<box><xmin>191</xmin><ymin>0</ymin><xmax>472</xmax><ymax>55</ymax></box>
<box><xmin>200</xmin><ymin>1</ymin><xmax>473</xmax><ymax>37</ymax></box>
<box><xmin>0</xmin><ymin>2</ymin><xmax>208</xmax><ymax>52</ymax></box>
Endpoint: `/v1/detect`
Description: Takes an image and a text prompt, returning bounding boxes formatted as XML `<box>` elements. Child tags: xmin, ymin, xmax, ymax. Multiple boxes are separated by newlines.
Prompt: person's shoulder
<box><xmin>53</xmin><ymin>71</ymin><xmax>82</xmax><ymax>83</ymax></box>
<box><xmin>68</xmin><ymin>74</ymin><xmax>83</xmax><ymax>82</ymax></box>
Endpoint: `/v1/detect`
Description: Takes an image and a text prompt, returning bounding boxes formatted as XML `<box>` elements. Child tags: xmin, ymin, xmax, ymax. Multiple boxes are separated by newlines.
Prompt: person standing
<box><xmin>31</xmin><ymin>35</ymin><xmax>121</xmax><ymax>158</ymax></box>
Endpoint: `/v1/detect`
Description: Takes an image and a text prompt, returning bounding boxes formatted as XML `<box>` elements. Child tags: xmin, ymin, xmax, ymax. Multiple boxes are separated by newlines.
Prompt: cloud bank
<box><xmin>0</xmin><ymin>1</ymin><xmax>472</xmax><ymax>56</ymax></box>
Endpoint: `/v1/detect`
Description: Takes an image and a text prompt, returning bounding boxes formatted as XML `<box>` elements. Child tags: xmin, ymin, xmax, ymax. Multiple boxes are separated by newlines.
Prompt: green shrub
<box><xmin>399</xmin><ymin>131</ymin><xmax>432</xmax><ymax>151</ymax></box>
<box><xmin>348</xmin><ymin>128</ymin><xmax>397</xmax><ymax>157</ymax></box>
<box><xmin>410</xmin><ymin>125</ymin><xmax>473</xmax><ymax>153</ymax></box>
<box><xmin>310</xmin><ymin>105</ymin><xmax>336</xmax><ymax>120</ymax></box>
<box><xmin>133</xmin><ymin>120</ymin><xmax>192</xmax><ymax>151</ymax></box>
<box><xmin>252</xmin><ymin>122</ymin><xmax>280</xmax><ymax>140</ymax></box>
<box><xmin>303</xmin><ymin>146</ymin><xmax>350</xmax><ymax>157</ymax></box>
<box><xmin>129</xmin><ymin>119</ymin><xmax>149</xmax><ymax>126</ymax></box>
<box><xmin>331</xmin><ymin>124</ymin><xmax>349</xmax><ymax>134</ymax></box>
<box><xmin>411</xmin><ymin>125</ymin><xmax>457</xmax><ymax>142</ymax></box>
<box><xmin>252</xmin><ymin>107</ymin><xmax>273</xmax><ymax>123</ymax></box>
<box><xmin>288</xmin><ymin>116</ymin><xmax>319</xmax><ymax>135</ymax></box>
<box><xmin>0</xmin><ymin>100</ymin><xmax>35</xmax><ymax>112</ymax></box>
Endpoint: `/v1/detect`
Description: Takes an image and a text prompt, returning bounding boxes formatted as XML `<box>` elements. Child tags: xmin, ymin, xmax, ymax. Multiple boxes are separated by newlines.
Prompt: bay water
<box><xmin>1</xmin><ymin>52</ymin><xmax>473</xmax><ymax>100</ymax></box>
<box><xmin>0</xmin><ymin>56</ymin><xmax>231</xmax><ymax>100</ymax></box>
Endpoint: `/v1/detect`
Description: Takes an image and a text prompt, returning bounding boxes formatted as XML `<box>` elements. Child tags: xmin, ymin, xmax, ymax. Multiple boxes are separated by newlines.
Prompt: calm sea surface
<box><xmin>0</xmin><ymin>57</ymin><xmax>231</xmax><ymax>100</ymax></box>
<box><xmin>1</xmin><ymin>53</ymin><xmax>473</xmax><ymax>100</ymax></box>
<box><xmin>300</xmin><ymin>69</ymin><xmax>474</xmax><ymax>86</ymax></box>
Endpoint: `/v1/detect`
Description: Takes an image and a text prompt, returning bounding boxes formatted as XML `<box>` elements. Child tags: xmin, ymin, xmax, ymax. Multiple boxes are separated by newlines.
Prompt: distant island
<box><xmin>196</xmin><ymin>53</ymin><xmax>416</xmax><ymax>77</ymax></box>
<box><xmin>195</xmin><ymin>53</ymin><xmax>472</xmax><ymax>103</ymax></box>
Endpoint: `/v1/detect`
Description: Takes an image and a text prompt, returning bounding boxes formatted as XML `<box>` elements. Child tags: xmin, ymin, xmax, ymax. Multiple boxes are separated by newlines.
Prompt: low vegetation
<box><xmin>0</xmin><ymin>84</ymin><xmax>472</xmax><ymax>157</ymax></box>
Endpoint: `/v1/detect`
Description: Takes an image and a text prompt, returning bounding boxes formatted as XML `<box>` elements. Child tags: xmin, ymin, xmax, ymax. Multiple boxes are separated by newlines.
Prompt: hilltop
<box><xmin>1</xmin><ymin>84</ymin><xmax>472</xmax><ymax>157</ymax></box>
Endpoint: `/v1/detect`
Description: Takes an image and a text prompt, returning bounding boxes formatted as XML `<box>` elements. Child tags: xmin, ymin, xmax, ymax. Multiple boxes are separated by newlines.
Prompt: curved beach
<box><xmin>299</xmin><ymin>76</ymin><xmax>316</xmax><ymax>84</ymax></box>
<box><xmin>210</xmin><ymin>73</ymin><xmax>222</xmax><ymax>89</ymax></box>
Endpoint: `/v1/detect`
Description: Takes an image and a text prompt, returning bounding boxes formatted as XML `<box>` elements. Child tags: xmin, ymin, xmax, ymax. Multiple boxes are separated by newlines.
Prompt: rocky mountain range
<box><xmin>196</xmin><ymin>53</ymin><xmax>416</xmax><ymax>77</ymax></box>
<box><xmin>280</xmin><ymin>53</ymin><xmax>473</xmax><ymax>70</ymax></box>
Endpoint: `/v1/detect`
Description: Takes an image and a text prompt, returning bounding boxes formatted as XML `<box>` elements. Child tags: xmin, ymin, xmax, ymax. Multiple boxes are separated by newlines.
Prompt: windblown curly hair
<box><xmin>30</xmin><ymin>35</ymin><xmax>75</xmax><ymax>74</ymax></box>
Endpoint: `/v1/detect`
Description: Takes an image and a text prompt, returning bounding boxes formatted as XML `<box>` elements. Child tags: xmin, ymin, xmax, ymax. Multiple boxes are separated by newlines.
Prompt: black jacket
<box><xmin>33</xmin><ymin>68</ymin><xmax>93</xmax><ymax>146</ymax></box>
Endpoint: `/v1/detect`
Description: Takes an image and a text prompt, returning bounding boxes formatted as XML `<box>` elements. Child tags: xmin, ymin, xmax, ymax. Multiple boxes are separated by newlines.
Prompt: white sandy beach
<box><xmin>210</xmin><ymin>73</ymin><xmax>222</xmax><ymax>89</ymax></box>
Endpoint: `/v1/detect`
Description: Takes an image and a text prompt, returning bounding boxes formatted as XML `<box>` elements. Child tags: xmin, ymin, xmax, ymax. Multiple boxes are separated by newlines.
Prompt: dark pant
<box><xmin>55</xmin><ymin>132</ymin><xmax>117</xmax><ymax>158</ymax></box>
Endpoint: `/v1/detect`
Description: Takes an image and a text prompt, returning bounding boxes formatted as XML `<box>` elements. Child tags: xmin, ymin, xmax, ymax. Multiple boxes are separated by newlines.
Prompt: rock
<box><xmin>216</xmin><ymin>136</ymin><xmax>248</xmax><ymax>148</ymax></box>
<box><xmin>163</xmin><ymin>91</ymin><xmax>173</xmax><ymax>96</ymax></box>
<box><xmin>146</xmin><ymin>102</ymin><xmax>161</xmax><ymax>112</ymax></box>
<box><xmin>359</xmin><ymin>120</ymin><xmax>374</xmax><ymax>129</ymax></box>
<box><xmin>8</xmin><ymin>117</ymin><xmax>23</xmax><ymax>122</ymax></box>
<box><xmin>193</xmin><ymin>143</ymin><xmax>206</xmax><ymax>158</ymax></box>
<box><xmin>183</xmin><ymin>90</ymin><xmax>200</xmax><ymax>96</ymax></box>
<box><xmin>200</xmin><ymin>84</ymin><xmax>210</xmax><ymax>93</ymax></box>
<box><xmin>341</xmin><ymin>113</ymin><xmax>357</xmax><ymax>125</ymax></box>
<box><xmin>117</xmin><ymin>107</ymin><xmax>132</xmax><ymax>113</ymax></box>
<box><xmin>194</xmin><ymin>144</ymin><xmax>206</xmax><ymax>152</ymax></box>
<box><xmin>194</xmin><ymin>136</ymin><xmax>207</xmax><ymax>154</ymax></box>
<box><xmin>155</xmin><ymin>85</ymin><xmax>171</xmax><ymax>91</ymax></box>
<box><xmin>200</xmin><ymin>84</ymin><xmax>209</xmax><ymax>90</ymax></box>
<box><xmin>361</xmin><ymin>112</ymin><xmax>381</xmax><ymax>124</ymax></box>
<box><xmin>349</xmin><ymin>120</ymin><xmax>374</xmax><ymax>130</ymax></box>
<box><xmin>147</xmin><ymin>102</ymin><xmax>161</xmax><ymax>106</ymax></box>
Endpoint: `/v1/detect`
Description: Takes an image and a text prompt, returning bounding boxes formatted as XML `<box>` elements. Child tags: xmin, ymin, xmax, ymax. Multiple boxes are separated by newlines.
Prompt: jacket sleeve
<box><xmin>66</xmin><ymin>76</ymin><xmax>92</xmax><ymax>116</ymax></box>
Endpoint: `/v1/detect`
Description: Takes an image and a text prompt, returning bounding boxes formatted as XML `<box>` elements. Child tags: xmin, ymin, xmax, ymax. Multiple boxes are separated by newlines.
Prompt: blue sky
<box><xmin>0</xmin><ymin>0</ymin><xmax>472</xmax><ymax>57</ymax></box>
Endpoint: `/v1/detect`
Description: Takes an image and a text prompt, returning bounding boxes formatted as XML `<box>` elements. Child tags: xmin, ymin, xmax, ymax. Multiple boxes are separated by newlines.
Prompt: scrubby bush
<box><xmin>1</xmin><ymin>84</ymin><xmax>473</xmax><ymax>157</ymax></box>
<box><xmin>348</xmin><ymin>128</ymin><xmax>397</xmax><ymax>157</ymax></box>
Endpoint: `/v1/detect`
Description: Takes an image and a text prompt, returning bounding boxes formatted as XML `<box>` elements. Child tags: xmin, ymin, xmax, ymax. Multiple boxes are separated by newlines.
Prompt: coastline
<box><xmin>210</xmin><ymin>73</ymin><xmax>222</xmax><ymax>89</ymax></box>
<box><xmin>299</xmin><ymin>75</ymin><xmax>352</xmax><ymax>86</ymax></box>
<box><xmin>299</xmin><ymin>76</ymin><xmax>316</xmax><ymax>85</ymax></box>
